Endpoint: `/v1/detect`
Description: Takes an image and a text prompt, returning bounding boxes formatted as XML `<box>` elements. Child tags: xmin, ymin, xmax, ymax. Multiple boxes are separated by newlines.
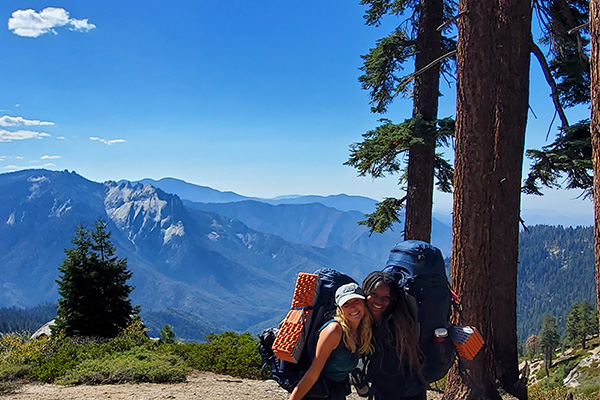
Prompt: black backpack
<box><xmin>383</xmin><ymin>240</ymin><xmax>456</xmax><ymax>383</ymax></box>
<box><xmin>258</xmin><ymin>268</ymin><xmax>356</xmax><ymax>393</ymax></box>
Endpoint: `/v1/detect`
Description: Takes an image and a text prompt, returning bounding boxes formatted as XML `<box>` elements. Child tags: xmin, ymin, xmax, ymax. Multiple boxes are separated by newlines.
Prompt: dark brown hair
<box><xmin>362</xmin><ymin>271</ymin><xmax>424</xmax><ymax>379</ymax></box>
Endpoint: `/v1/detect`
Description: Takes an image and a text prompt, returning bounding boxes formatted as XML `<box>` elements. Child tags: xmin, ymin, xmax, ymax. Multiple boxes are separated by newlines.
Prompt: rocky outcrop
<box><xmin>31</xmin><ymin>319</ymin><xmax>56</xmax><ymax>339</ymax></box>
<box><xmin>563</xmin><ymin>345</ymin><xmax>600</xmax><ymax>387</ymax></box>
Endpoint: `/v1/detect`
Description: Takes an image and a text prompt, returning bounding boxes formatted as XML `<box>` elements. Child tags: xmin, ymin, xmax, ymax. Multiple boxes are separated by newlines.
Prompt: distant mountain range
<box><xmin>133</xmin><ymin>177</ymin><xmax>384</xmax><ymax>213</ymax></box>
<box><xmin>134</xmin><ymin>177</ymin><xmax>453</xmax><ymax>259</ymax></box>
<box><xmin>0</xmin><ymin>169</ymin><xmax>451</xmax><ymax>338</ymax></box>
<box><xmin>2</xmin><ymin>169</ymin><xmax>595</xmax><ymax>342</ymax></box>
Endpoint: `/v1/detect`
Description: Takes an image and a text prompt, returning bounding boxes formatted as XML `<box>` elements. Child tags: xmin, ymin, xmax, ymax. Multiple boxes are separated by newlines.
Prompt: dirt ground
<box><xmin>1</xmin><ymin>371</ymin><xmax>445</xmax><ymax>400</ymax></box>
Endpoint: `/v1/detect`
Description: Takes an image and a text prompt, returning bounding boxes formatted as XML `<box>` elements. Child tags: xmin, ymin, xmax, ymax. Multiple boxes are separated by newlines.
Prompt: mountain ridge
<box><xmin>0</xmin><ymin>170</ymin><xmax>394</xmax><ymax>334</ymax></box>
<box><xmin>2</xmin><ymin>169</ymin><xmax>595</xmax><ymax>342</ymax></box>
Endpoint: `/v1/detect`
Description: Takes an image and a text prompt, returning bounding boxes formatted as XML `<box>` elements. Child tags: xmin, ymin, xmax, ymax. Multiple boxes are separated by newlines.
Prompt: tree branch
<box><xmin>568</xmin><ymin>22</ymin><xmax>589</xmax><ymax>35</ymax></box>
<box><xmin>436</xmin><ymin>10</ymin><xmax>469</xmax><ymax>32</ymax></box>
<box><xmin>530</xmin><ymin>42</ymin><xmax>569</xmax><ymax>128</ymax></box>
<box><xmin>555</xmin><ymin>0</ymin><xmax>590</xmax><ymax>64</ymax></box>
<box><xmin>399</xmin><ymin>50</ymin><xmax>457</xmax><ymax>91</ymax></box>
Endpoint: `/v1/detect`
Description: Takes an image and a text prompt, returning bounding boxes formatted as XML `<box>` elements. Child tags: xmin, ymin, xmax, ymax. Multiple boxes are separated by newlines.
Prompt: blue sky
<box><xmin>0</xmin><ymin>1</ymin><xmax>593</xmax><ymax>219</ymax></box>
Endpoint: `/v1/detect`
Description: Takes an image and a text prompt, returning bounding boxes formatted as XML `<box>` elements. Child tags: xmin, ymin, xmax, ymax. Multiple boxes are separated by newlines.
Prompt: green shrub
<box><xmin>173</xmin><ymin>332</ymin><xmax>262</xmax><ymax>379</ymax></box>
<box><xmin>159</xmin><ymin>324</ymin><xmax>176</xmax><ymax>344</ymax></box>
<box><xmin>56</xmin><ymin>346</ymin><xmax>188</xmax><ymax>384</ymax></box>
<box><xmin>572</xmin><ymin>364</ymin><xmax>600</xmax><ymax>397</ymax></box>
<box><xmin>30</xmin><ymin>339</ymin><xmax>79</xmax><ymax>382</ymax></box>
<box><xmin>0</xmin><ymin>326</ymin><xmax>264</xmax><ymax>385</ymax></box>
<box><xmin>0</xmin><ymin>331</ymin><xmax>74</xmax><ymax>382</ymax></box>
<box><xmin>529</xmin><ymin>385</ymin><xmax>596</xmax><ymax>400</ymax></box>
<box><xmin>0</xmin><ymin>362</ymin><xmax>32</xmax><ymax>381</ymax></box>
<box><xmin>0</xmin><ymin>381</ymin><xmax>19</xmax><ymax>396</ymax></box>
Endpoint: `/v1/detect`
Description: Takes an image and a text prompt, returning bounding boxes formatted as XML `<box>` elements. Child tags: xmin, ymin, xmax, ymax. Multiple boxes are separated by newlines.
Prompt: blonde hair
<box><xmin>334</xmin><ymin>305</ymin><xmax>373</xmax><ymax>355</ymax></box>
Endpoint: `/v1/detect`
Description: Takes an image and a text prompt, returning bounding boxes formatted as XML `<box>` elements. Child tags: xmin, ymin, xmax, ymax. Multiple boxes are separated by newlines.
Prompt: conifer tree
<box><xmin>539</xmin><ymin>314</ymin><xmax>560</xmax><ymax>377</ymax></box>
<box><xmin>590</xmin><ymin>3</ymin><xmax>600</xmax><ymax>399</ymax></box>
<box><xmin>54</xmin><ymin>220</ymin><xmax>137</xmax><ymax>338</ymax></box>
<box><xmin>346</xmin><ymin>0</ymin><xmax>456</xmax><ymax>240</ymax></box>
<box><xmin>522</xmin><ymin>1</ymin><xmax>591</xmax><ymax>197</ymax></box>
<box><xmin>159</xmin><ymin>324</ymin><xmax>176</xmax><ymax>344</ymax></box>
<box><xmin>566</xmin><ymin>301</ymin><xmax>598</xmax><ymax>349</ymax></box>
<box><xmin>444</xmin><ymin>0</ymin><xmax>531</xmax><ymax>398</ymax></box>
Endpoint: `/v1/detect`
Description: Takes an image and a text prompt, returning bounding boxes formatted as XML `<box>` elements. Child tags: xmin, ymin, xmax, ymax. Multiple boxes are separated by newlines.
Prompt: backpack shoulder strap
<box><xmin>404</xmin><ymin>292</ymin><xmax>418</xmax><ymax>321</ymax></box>
<box><xmin>404</xmin><ymin>292</ymin><xmax>420</xmax><ymax>337</ymax></box>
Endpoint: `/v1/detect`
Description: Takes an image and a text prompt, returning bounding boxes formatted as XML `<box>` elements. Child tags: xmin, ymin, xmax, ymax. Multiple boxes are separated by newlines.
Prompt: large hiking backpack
<box><xmin>258</xmin><ymin>268</ymin><xmax>356</xmax><ymax>393</ymax></box>
<box><xmin>383</xmin><ymin>240</ymin><xmax>456</xmax><ymax>383</ymax></box>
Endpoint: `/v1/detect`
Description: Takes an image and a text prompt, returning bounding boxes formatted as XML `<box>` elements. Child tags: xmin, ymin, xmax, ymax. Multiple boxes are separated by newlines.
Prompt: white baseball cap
<box><xmin>335</xmin><ymin>283</ymin><xmax>366</xmax><ymax>307</ymax></box>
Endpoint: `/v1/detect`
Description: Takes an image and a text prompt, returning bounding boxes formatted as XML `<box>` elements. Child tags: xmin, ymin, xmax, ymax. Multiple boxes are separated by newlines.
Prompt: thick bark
<box><xmin>404</xmin><ymin>0</ymin><xmax>443</xmax><ymax>242</ymax></box>
<box><xmin>589</xmin><ymin>5</ymin><xmax>600</xmax><ymax>400</ymax></box>
<box><xmin>443</xmin><ymin>0</ymin><xmax>531</xmax><ymax>399</ymax></box>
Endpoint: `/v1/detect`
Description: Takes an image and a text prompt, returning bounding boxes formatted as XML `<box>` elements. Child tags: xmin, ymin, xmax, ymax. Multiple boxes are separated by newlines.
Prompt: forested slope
<box><xmin>518</xmin><ymin>225</ymin><xmax>595</xmax><ymax>340</ymax></box>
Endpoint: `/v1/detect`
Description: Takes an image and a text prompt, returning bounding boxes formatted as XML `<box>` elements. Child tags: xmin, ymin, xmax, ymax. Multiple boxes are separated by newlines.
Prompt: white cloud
<box><xmin>8</xmin><ymin>7</ymin><xmax>96</xmax><ymax>38</ymax></box>
<box><xmin>0</xmin><ymin>115</ymin><xmax>54</xmax><ymax>127</ymax></box>
<box><xmin>4</xmin><ymin>165</ymin><xmax>19</xmax><ymax>170</ymax></box>
<box><xmin>69</xmin><ymin>18</ymin><xmax>95</xmax><ymax>33</ymax></box>
<box><xmin>41</xmin><ymin>155</ymin><xmax>61</xmax><ymax>160</ymax></box>
<box><xmin>0</xmin><ymin>130</ymin><xmax>50</xmax><ymax>142</ymax></box>
<box><xmin>0</xmin><ymin>156</ymin><xmax>5</xmax><ymax>162</ymax></box>
<box><xmin>106</xmin><ymin>139</ymin><xmax>126</xmax><ymax>145</ymax></box>
<box><xmin>56</xmin><ymin>136</ymin><xmax>65</xmax><ymax>140</ymax></box>
<box><xmin>42</xmin><ymin>163</ymin><xmax>56</xmax><ymax>167</ymax></box>
<box><xmin>90</xmin><ymin>136</ymin><xmax>126</xmax><ymax>145</ymax></box>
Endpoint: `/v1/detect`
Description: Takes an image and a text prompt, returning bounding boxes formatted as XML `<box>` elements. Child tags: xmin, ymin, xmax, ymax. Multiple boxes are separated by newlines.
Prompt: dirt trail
<box><xmin>2</xmin><ymin>371</ymin><xmax>445</xmax><ymax>400</ymax></box>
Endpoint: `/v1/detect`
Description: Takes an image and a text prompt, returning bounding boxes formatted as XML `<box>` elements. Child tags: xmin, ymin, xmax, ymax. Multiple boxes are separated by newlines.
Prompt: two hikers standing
<box><xmin>289</xmin><ymin>243</ymin><xmax>437</xmax><ymax>400</ymax></box>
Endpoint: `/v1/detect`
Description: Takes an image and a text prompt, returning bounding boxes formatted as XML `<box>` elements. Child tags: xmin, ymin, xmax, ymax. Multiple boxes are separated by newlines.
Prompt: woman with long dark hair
<box><xmin>289</xmin><ymin>283</ymin><xmax>373</xmax><ymax>400</ymax></box>
<box><xmin>362</xmin><ymin>271</ymin><xmax>426</xmax><ymax>400</ymax></box>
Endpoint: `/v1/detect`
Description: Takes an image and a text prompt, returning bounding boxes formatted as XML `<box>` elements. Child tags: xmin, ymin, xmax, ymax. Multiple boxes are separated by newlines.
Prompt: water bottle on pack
<box><xmin>433</xmin><ymin>327</ymin><xmax>455</xmax><ymax>369</ymax></box>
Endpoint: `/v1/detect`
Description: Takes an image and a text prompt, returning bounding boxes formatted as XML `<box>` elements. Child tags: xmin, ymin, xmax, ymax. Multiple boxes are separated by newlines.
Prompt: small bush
<box><xmin>0</xmin><ymin>362</ymin><xmax>32</xmax><ymax>381</ymax></box>
<box><xmin>0</xmin><ymin>381</ymin><xmax>19</xmax><ymax>396</ymax></box>
<box><xmin>529</xmin><ymin>385</ymin><xmax>596</xmax><ymax>400</ymax></box>
<box><xmin>173</xmin><ymin>332</ymin><xmax>262</xmax><ymax>379</ymax></box>
<box><xmin>0</xmin><ymin>331</ymin><xmax>71</xmax><ymax>382</ymax></box>
<box><xmin>30</xmin><ymin>339</ymin><xmax>79</xmax><ymax>382</ymax></box>
<box><xmin>1</xmin><ymin>325</ymin><xmax>264</xmax><ymax>386</ymax></box>
<box><xmin>57</xmin><ymin>347</ymin><xmax>188</xmax><ymax>384</ymax></box>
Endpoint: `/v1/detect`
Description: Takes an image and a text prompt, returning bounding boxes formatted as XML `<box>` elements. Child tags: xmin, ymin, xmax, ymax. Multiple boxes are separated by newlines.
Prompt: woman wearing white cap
<box><xmin>289</xmin><ymin>282</ymin><xmax>373</xmax><ymax>400</ymax></box>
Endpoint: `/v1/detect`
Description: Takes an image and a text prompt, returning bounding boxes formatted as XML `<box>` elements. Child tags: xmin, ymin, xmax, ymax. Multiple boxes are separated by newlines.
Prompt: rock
<box><xmin>31</xmin><ymin>319</ymin><xmax>56</xmax><ymax>339</ymax></box>
<box><xmin>563</xmin><ymin>345</ymin><xmax>600</xmax><ymax>387</ymax></box>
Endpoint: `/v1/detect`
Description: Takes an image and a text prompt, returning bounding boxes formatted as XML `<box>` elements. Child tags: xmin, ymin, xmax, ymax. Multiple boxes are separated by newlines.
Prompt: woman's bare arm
<box><xmin>288</xmin><ymin>322</ymin><xmax>342</xmax><ymax>400</ymax></box>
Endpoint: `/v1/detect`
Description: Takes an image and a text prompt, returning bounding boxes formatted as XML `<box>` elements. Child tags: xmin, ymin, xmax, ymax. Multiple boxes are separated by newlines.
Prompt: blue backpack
<box><xmin>258</xmin><ymin>268</ymin><xmax>356</xmax><ymax>393</ymax></box>
<box><xmin>383</xmin><ymin>240</ymin><xmax>456</xmax><ymax>383</ymax></box>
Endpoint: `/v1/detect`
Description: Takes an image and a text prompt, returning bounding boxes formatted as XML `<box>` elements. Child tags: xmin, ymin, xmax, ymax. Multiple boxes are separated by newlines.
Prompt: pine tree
<box><xmin>523</xmin><ymin>1</ymin><xmax>591</xmax><ymax>197</ymax></box>
<box><xmin>590</xmin><ymin>1</ymin><xmax>600</xmax><ymax>398</ymax></box>
<box><xmin>539</xmin><ymin>314</ymin><xmax>560</xmax><ymax>377</ymax></box>
<box><xmin>566</xmin><ymin>301</ymin><xmax>598</xmax><ymax>349</ymax></box>
<box><xmin>444</xmin><ymin>0</ymin><xmax>531</xmax><ymax>398</ymax></box>
<box><xmin>159</xmin><ymin>324</ymin><xmax>176</xmax><ymax>344</ymax></box>
<box><xmin>345</xmin><ymin>0</ymin><xmax>456</xmax><ymax>240</ymax></box>
<box><xmin>54</xmin><ymin>220</ymin><xmax>137</xmax><ymax>338</ymax></box>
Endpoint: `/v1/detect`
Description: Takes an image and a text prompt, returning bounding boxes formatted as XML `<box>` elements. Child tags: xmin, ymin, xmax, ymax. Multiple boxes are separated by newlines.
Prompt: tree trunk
<box><xmin>404</xmin><ymin>0</ymin><xmax>443</xmax><ymax>242</ymax></box>
<box><xmin>589</xmin><ymin>3</ymin><xmax>600</xmax><ymax>400</ymax></box>
<box><xmin>443</xmin><ymin>0</ymin><xmax>531</xmax><ymax>399</ymax></box>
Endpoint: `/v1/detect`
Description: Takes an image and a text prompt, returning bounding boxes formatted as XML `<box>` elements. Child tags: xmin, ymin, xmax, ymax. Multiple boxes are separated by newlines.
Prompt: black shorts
<box><xmin>304</xmin><ymin>378</ymin><xmax>351</xmax><ymax>400</ymax></box>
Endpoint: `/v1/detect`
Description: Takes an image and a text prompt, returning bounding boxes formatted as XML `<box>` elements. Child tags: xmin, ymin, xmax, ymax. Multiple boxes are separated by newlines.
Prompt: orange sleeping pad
<box><xmin>272</xmin><ymin>272</ymin><xmax>320</xmax><ymax>363</ymax></box>
<box><xmin>451</xmin><ymin>326</ymin><xmax>485</xmax><ymax>360</ymax></box>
